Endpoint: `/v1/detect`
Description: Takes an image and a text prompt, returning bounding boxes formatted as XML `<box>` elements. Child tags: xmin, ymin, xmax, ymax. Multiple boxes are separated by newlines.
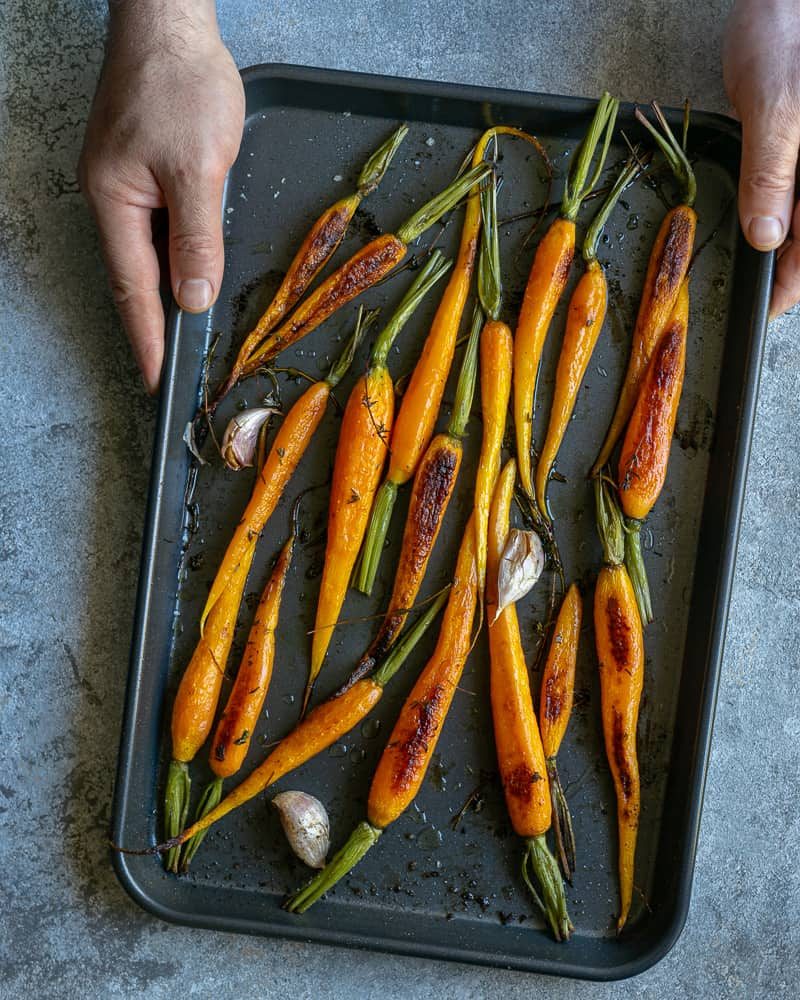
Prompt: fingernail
<box><xmin>748</xmin><ymin>216</ymin><xmax>783</xmax><ymax>250</ymax></box>
<box><xmin>178</xmin><ymin>278</ymin><xmax>213</xmax><ymax>312</ymax></box>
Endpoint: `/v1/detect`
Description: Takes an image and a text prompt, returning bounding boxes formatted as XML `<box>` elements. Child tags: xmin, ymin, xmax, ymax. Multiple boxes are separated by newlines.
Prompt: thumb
<box><xmin>738</xmin><ymin>105</ymin><xmax>800</xmax><ymax>251</ymax></box>
<box><xmin>164</xmin><ymin>165</ymin><xmax>226</xmax><ymax>313</ymax></box>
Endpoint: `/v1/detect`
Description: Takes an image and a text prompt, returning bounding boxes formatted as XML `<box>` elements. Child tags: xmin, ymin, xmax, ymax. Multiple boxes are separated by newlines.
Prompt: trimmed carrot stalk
<box><xmin>349</xmin><ymin>304</ymin><xmax>481</xmax><ymax>685</ymax></box>
<box><xmin>216</xmin><ymin>125</ymin><xmax>409</xmax><ymax>404</ymax></box>
<box><xmin>487</xmin><ymin>459</ymin><xmax>572</xmax><ymax>941</ymax></box>
<box><xmin>284</xmin><ymin>517</ymin><xmax>479</xmax><ymax>912</ymax></box>
<box><xmin>515</xmin><ymin>92</ymin><xmax>619</xmax><ymax>501</ymax></box>
<box><xmin>201</xmin><ymin>320</ymin><xmax>364</xmax><ymax>632</ymax></box>
<box><xmin>535</xmin><ymin>157</ymin><xmax>640</xmax><ymax>520</ymax></box>
<box><xmin>593</xmin><ymin>478</ymin><xmax>645</xmax><ymax>932</ymax></box>
<box><xmin>304</xmin><ymin>258</ymin><xmax>450</xmax><ymax>711</ymax></box>
<box><xmin>156</xmin><ymin>587</ymin><xmax>448</xmax><ymax>853</ymax></box>
<box><xmin>591</xmin><ymin>102</ymin><xmax>697</xmax><ymax>477</ymax></box>
<box><xmin>237</xmin><ymin>163</ymin><xmax>492</xmax><ymax>376</ymax></box>
<box><xmin>539</xmin><ymin>583</ymin><xmax>582</xmax><ymax>882</ymax></box>
<box><xmin>358</xmin><ymin>126</ymin><xmax>550</xmax><ymax>593</ymax></box>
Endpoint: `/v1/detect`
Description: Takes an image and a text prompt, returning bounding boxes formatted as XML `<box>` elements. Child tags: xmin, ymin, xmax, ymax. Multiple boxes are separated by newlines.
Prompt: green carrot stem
<box><xmin>447</xmin><ymin>302</ymin><xmax>482</xmax><ymax>438</ymax></box>
<box><xmin>371</xmin><ymin>250</ymin><xmax>451</xmax><ymax>367</ymax></box>
<box><xmin>356</xmin><ymin>479</ymin><xmax>398</xmax><ymax>595</ymax></box>
<box><xmin>372</xmin><ymin>588</ymin><xmax>449</xmax><ymax>687</ymax></box>
<box><xmin>547</xmin><ymin>757</ymin><xmax>576</xmax><ymax>884</ymax></box>
<box><xmin>396</xmin><ymin>163</ymin><xmax>492</xmax><ymax>244</ymax></box>
<box><xmin>522</xmin><ymin>835</ymin><xmax>573</xmax><ymax>942</ymax></box>
<box><xmin>594</xmin><ymin>476</ymin><xmax>625</xmax><ymax>567</ymax></box>
<box><xmin>624</xmin><ymin>519</ymin><xmax>653</xmax><ymax>625</ymax></box>
<box><xmin>584</xmin><ymin>157</ymin><xmax>642</xmax><ymax>262</ymax></box>
<box><xmin>561</xmin><ymin>93</ymin><xmax>619</xmax><ymax>221</ymax></box>
<box><xmin>164</xmin><ymin>760</ymin><xmax>191</xmax><ymax>873</ymax></box>
<box><xmin>325</xmin><ymin>307</ymin><xmax>378</xmax><ymax>388</ymax></box>
<box><xmin>285</xmin><ymin>821</ymin><xmax>382</xmax><ymax>913</ymax></box>
<box><xmin>635</xmin><ymin>102</ymin><xmax>696</xmax><ymax>207</ymax></box>
<box><xmin>477</xmin><ymin>137</ymin><xmax>502</xmax><ymax>320</ymax></box>
<box><xmin>178</xmin><ymin>777</ymin><xmax>224</xmax><ymax>872</ymax></box>
<box><xmin>357</xmin><ymin>125</ymin><xmax>409</xmax><ymax>196</ymax></box>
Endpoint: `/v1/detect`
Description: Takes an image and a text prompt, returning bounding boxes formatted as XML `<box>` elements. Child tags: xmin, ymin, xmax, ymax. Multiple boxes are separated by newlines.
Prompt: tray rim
<box><xmin>110</xmin><ymin>60</ymin><xmax>775</xmax><ymax>982</ymax></box>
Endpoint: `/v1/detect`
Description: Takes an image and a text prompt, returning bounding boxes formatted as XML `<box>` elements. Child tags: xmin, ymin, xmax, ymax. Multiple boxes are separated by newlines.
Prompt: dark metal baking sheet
<box><xmin>110</xmin><ymin>63</ymin><xmax>773</xmax><ymax>981</ymax></box>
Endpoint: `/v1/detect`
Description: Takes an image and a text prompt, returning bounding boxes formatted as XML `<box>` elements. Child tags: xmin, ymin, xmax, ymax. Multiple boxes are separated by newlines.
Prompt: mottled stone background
<box><xmin>1</xmin><ymin>1</ymin><xmax>798</xmax><ymax>996</ymax></box>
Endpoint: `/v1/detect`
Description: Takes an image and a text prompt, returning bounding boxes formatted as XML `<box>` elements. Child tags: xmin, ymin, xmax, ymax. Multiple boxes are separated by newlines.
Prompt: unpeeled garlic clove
<box><xmin>272</xmin><ymin>791</ymin><xmax>330</xmax><ymax>869</ymax></box>
<box><xmin>492</xmin><ymin>528</ymin><xmax>545</xmax><ymax>623</ymax></box>
<box><xmin>221</xmin><ymin>407</ymin><xmax>279</xmax><ymax>471</ymax></box>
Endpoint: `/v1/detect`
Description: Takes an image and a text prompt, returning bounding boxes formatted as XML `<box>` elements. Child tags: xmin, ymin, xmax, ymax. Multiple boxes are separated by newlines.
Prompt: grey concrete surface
<box><xmin>1</xmin><ymin>1</ymin><xmax>798</xmax><ymax>997</ymax></box>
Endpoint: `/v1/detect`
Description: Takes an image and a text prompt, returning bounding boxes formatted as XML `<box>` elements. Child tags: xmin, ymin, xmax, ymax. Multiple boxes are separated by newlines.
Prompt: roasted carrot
<box><xmin>201</xmin><ymin>319</ymin><xmax>364</xmax><ymax>632</ymax></box>
<box><xmin>539</xmin><ymin>582</ymin><xmax>582</xmax><ymax>882</ymax></box>
<box><xmin>236</xmin><ymin>162</ymin><xmax>492</xmax><ymax>378</ymax></box>
<box><xmin>179</xmin><ymin>506</ymin><xmax>299</xmax><ymax>871</ymax></box>
<box><xmin>591</xmin><ymin>102</ymin><xmax>696</xmax><ymax>477</ymax></box>
<box><xmin>515</xmin><ymin>93</ymin><xmax>619</xmax><ymax>501</ymax></box>
<box><xmin>284</xmin><ymin>516</ymin><xmax>479</xmax><ymax>912</ymax></box>
<box><xmin>594</xmin><ymin>477</ymin><xmax>644</xmax><ymax>932</ymax></box>
<box><xmin>305</xmin><ymin>256</ymin><xmax>451</xmax><ymax>711</ymax></box>
<box><xmin>487</xmin><ymin>459</ymin><xmax>571</xmax><ymax>941</ymax></box>
<box><xmin>535</xmin><ymin>156</ymin><xmax>641</xmax><ymax>519</ymax></box>
<box><xmin>618</xmin><ymin>278</ymin><xmax>689</xmax><ymax>624</ymax></box>
<box><xmin>215</xmin><ymin>125</ymin><xmax>409</xmax><ymax>403</ymax></box>
<box><xmin>358</xmin><ymin>126</ymin><xmax>550</xmax><ymax>594</ymax></box>
<box><xmin>348</xmin><ymin>304</ymin><xmax>481</xmax><ymax>685</ymax></box>
<box><xmin>155</xmin><ymin>587</ymin><xmax>448</xmax><ymax>853</ymax></box>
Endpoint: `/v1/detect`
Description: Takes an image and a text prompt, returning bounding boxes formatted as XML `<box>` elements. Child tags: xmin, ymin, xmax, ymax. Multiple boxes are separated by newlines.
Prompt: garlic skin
<box><xmin>183</xmin><ymin>420</ymin><xmax>207</xmax><ymax>465</ymax></box>
<box><xmin>492</xmin><ymin>528</ymin><xmax>545</xmax><ymax>623</ymax></box>
<box><xmin>220</xmin><ymin>407</ymin><xmax>278</xmax><ymax>471</ymax></box>
<box><xmin>272</xmin><ymin>791</ymin><xmax>330</xmax><ymax>869</ymax></box>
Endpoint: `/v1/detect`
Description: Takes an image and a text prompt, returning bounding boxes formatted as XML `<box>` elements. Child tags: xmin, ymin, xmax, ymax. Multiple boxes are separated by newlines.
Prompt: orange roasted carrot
<box><xmin>358</xmin><ymin>126</ymin><xmax>550</xmax><ymax>593</ymax></box>
<box><xmin>591</xmin><ymin>102</ymin><xmax>697</xmax><ymax>477</ymax></box>
<box><xmin>154</xmin><ymin>586</ymin><xmax>448</xmax><ymax>854</ymax></box>
<box><xmin>284</xmin><ymin>517</ymin><xmax>479</xmax><ymax>913</ymax></box>
<box><xmin>539</xmin><ymin>582</ymin><xmax>582</xmax><ymax>882</ymax></box>
<box><xmin>487</xmin><ymin>459</ymin><xmax>571</xmax><ymax>941</ymax></box>
<box><xmin>216</xmin><ymin>125</ymin><xmax>408</xmax><ymax>403</ymax></box>
<box><xmin>348</xmin><ymin>305</ymin><xmax>481</xmax><ymax>685</ymax></box>
<box><xmin>236</xmin><ymin>163</ymin><xmax>492</xmax><ymax>377</ymax></box>
<box><xmin>535</xmin><ymin>157</ymin><xmax>640</xmax><ymax>519</ymax></box>
<box><xmin>594</xmin><ymin>477</ymin><xmax>645</xmax><ymax>932</ymax></box>
<box><xmin>515</xmin><ymin>93</ymin><xmax>618</xmax><ymax>501</ymax></box>
<box><xmin>618</xmin><ymin>279</ymin><xmax>689</xmax><ymax>624</ymax></box>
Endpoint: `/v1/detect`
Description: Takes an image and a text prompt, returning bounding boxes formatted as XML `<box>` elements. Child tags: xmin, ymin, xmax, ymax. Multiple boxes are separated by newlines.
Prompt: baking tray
<box><xmin>110</xmin><ymin>63</ymin><xmax>773</xmax><ymax>980</ymax></box>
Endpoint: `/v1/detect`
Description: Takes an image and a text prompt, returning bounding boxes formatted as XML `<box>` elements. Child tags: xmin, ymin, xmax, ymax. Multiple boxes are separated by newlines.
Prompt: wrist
<box><xmin>108</xmin><ymin>1</ymin><xmax>220</xmax><ymax>52</ymax></box>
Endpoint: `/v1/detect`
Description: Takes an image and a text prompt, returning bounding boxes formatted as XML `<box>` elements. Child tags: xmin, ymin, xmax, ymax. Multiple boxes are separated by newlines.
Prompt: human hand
<box><xmin>724</xmin><ymin>0</ymin><xmax>800</xmax><ymax>317</ymax></box>
<box><xmin>79</xmin><ymin>1</ymin><xmax>245</xmax><ymax>393</ymax></box>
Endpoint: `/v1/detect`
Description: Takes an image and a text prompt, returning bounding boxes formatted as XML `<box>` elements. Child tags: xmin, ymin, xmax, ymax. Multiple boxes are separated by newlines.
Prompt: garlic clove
<box><xmin>220</xmin><ymin>407</ymin><xmax>279</xmax><ymax>471</ymax></box>
<box><xmin>492</xmin><ymin>528</ymin><xmax>545</xmax><ymax>623</ymax></box>
<box><xmin>272</xmin><ymin>791</ymin><xmax>330</xmax><ymax>869</ymax></box>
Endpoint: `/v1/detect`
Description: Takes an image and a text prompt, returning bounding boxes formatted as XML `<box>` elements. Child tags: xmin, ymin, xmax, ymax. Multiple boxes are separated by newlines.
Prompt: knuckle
<box><xmin>170</xmin><ymin>230</ymin><xmax>219</xmax><ymax>260</ymax></box>
<box><xmin>742</xmin><ymin>165</ymin><xmax>795</xmax><ymax>195</ymax></box>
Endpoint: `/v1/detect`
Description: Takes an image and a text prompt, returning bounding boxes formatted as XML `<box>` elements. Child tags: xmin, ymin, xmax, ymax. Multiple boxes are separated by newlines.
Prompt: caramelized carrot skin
<box><xmin>172</xmin><ymin>537</ymin><xmax>257</xmax><ymax>763</ymax></box>
<box><xmin>514</xmin><ymin>217</ymin><xmax>575</xmax><ymax>498</ymax></box>
<box><xmin>594</xmin><ymin>563</ymin><xmax>644</xmax><ymax>930</ymax></box>
<box><xmin>310</xmin><ymin>368</ymin><xmax>394</xmax><ymax>677</ymax></box>
<box><xmin>368</xmin><ymin>520</ymin><xmax>478</xmax><ymax>829</ymax></box>
<box><xmin>241</xmin><ymin>234</ymin><xmax>407</xmax><ymax>372</ymax></box>
<box><xmin>209</xmin><ymin>535</ymin><xmax>293</xmax><ymax>779</ymax></box>
<box><xmin>475</xmin><ymin>320</ymin><xmax>513</xmax><ymax>590</ymax></box>
<box><xmin>487</xmin><ymin>461</ymin><xmax>552</xmax><ymax>838</ymax></box>
<box><xmin>536</xmin><ymin>259</ymin><xmax>607</xmax><ymax>517</ymax></box>
<box><xmin>539</xmin><ymin>583</ymin><xmax>582</xmax><ymax>761</ymax></box>
<box><xmin>618</xmin><ymin>281</ymin><xmax>689</xmax><ymax>521</ymax></box>
<box><xmin>594</xmin><ymin>205</ymin><xmax>695</xmax><ymax>473</ymax></box>
<box><xmin>203</xmin><ymin>379</ymin><xmax>330</xmax><ymax>628</ymax></box>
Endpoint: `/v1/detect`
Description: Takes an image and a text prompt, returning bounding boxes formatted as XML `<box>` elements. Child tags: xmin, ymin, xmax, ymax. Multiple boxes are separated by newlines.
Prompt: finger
<box><xmin>90</xmin><ymin>193</ymin><xmax>165</xmax><ymax>394</ymax></box>
<box><xmin>163</xmin><ymin>164</ymin><xmax>226</xmax><ymax>314</ymax></box>
<box><xmin>770</xmin><ymin>202</ymin><xmax>800</xmax><ymax>317</ymax></box>
<box><xmin>738</xmin><ymin>105</ymin><xmax>800</xmax><ymax>251</ymax></box>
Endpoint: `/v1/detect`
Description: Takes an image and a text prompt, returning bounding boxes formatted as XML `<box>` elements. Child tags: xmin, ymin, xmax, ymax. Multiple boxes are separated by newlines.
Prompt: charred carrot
<box><xmin>284</xmin><ymin>516</ymin><xmax>479</xmax><ymax>912</ymax></box>
<box><xmin>358</xmin><ymin>126</ymin><xmax>550</xmax><ymax>594</ymax></box>
<box><xmin>236</xmin><ymin>162</ymin><xmax>492</xmax><ymax>377</ymax></box>
<box><xmin>539</xmin><ymin>583</ymin><xmax>582</xmax><ymax>882</ymax></box>
<box><xmin>618</xmin><ymin>279</ymin><xmax>689</xmax><ymax>624</ymax></box>
<box><xmin>201</xmin><ymin>320</ymin><xmax>364</xmax><ymax>632</ymax></box>
<box><xmin>179</xmin><ymin>505</ymin><xmax>299</xmax><ymax>872</ymax></box>
<box><xmin>535</xmin><ymin>156</ymin><xmax>641</xmax><ymax>519</ymax></box>
<box><xmin>154</xmin><ymin>587</ymin><xmax>448</xmax><ymax>853</ymax></box>
<box><xmin>488</xmin><ymin>459</ymin><xmax>571</xmax><ymax>940</ymax></box>
<box><xmin>216</xmin><ymin>125</ymin><xmax>408</xmax><ymax>402</ymax></box>
<box><xmin>349</xmin><ymin>304</ymin><xmax>481</xmax><ymax>685</ymax></box>
<box><xmin>515</xmin><ymin>93</ymin><xmax>618</xmax><ymax>501</ymax></box>
<box><xmin>594</xmin><ymin>478</ymin><xmax>644</xmax><ymax>932</ymax></box>
<box><xmin>591</xmin><ymin>102</ymin><xmax>696</xmax><ymax>476</ymax></box>
<box><xmin>305</xmin><ymin>256</ymin><xmax>451</xmax><ymax>711</ymax></box>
